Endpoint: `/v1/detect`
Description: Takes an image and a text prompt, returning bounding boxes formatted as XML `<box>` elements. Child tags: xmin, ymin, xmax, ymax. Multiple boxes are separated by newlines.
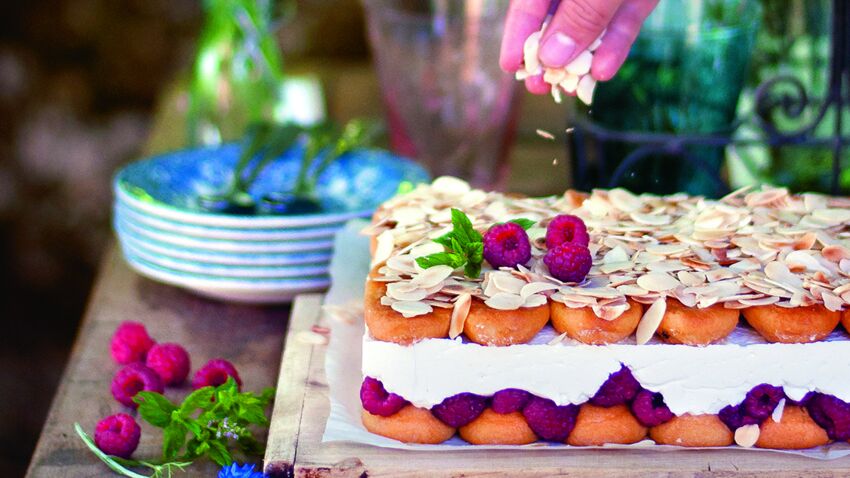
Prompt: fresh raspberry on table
<box><xmin>521</xmin><ymin>396</ymin><xmax>579</xmax><ymax>442</ymax></box>
<box><xmin>630</xmin><ymin>389</ymin><xmax>674</xmax><ymax>427</ymax></box>
<box><xmin>111</xmin><ymin>363</ymin><xmax>164</xmax><ymax>408</ymax></box>
<box><xmin>94</xmin><ymin>413</ymin><xmax>141</xmax><ymax>458</ymax></box>
<box><xmin>431</xmin><ymin>393</ymin><xmax>488</xmax><ymax>427</ymax></box>
<box><xmin>482</xmin><ymin>222</ymin><xmax>532</xmax><ymax>269</ymax></box>
<box><xmin>543</xmin><ymin>242</ymin><xmax>592</xmax><ymax>283</ymax></box>
<box><xmin>718</xmin><ymin>404</ymin><xmax>759</xmax><ymax>430</ymax></box>
<box><xmin>110</xmin><ymin>321</ymin><xmax>155</xmax><ymax>365</ymax></box>
<box><xmin>806</xmin><ymin>393</ymin><xmax>850</xmax><ymax>440</ymax></box>
<box><xmin>545</xmin><ymin>214</ymin><xmax>590</xmax><ymax>249</ymax></box>
<box><xmin>591</xmin><ymin>365</ymin><xmax>641</xmax><ymax>407</ymax></box>
<box><xmin>192</xmin><ymin>358</ymin><xmax>242</xmax><ymax>390</ymax></box>
<box><xmin>491</xmin><ymin>388</ymin><xmax>532</xmax><ymax>414</ymax></box>
<box><xmin>145</xmin><ymin>343</ymin><xmax>191</xmax><ymax>386</ymax></box>
<box><xmin>743</xmin><ymin>384</ymin><xmax>784</xmax><ymax>421</ymax></box>
<box><xmin>360</xmin><ymin>377</ymin><xmax>408</xmax><ymax>417</ymax></box>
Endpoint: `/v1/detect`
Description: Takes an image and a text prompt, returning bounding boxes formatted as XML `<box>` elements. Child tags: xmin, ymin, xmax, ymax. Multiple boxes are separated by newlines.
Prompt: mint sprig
<box><xmin>133</xmin><ymin>377</ymin><xmax>275</xmax><ymax>467</ymax></box>
<box><xmin>416</xmin><ymin>208</ymin><xmax>484</xmax><ymax>278</ymax></box>
<box><xmin>74</xmin><ymin>423</ymin><xmax>192</xmax><ymax>478</ymax></box>
<box><xmin>507</xmin><ymin>218</ymin><xmax>536</xmax><ymax>230</ymax></box>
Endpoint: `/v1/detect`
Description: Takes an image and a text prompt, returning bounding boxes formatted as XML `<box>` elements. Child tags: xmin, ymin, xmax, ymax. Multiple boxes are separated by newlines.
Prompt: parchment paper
<box><xmin>321</xmin><ymin>220</ymin><xmax>850</xmax><ymax>459</ymax></box>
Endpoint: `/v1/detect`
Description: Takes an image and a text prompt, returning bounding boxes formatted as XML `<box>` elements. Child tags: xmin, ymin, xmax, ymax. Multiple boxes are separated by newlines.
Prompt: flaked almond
<box><xmin>548</xmin><ymin>332</ymin><xmax>568</xmax><ymax>345</ymax></box>
<box><xmin>560</xmin><ymin>74</ymin><xmax>579</xmax><ymax>93</ymax></box>
<box><xmin>372</xmin><ymin>230</ymin><xmax>394</xmax><ymax>266</ymax></box>
<box><xmin>491</xmin><ymin>272</ymin><xmax>527</xmax><ymax>295</ymax></box>
<box><xmin>391</xmin><ymin>300</ymin><xmax>433</xmax><ymax>318</ymax></box>
<box><xmin>431</xmin><ymin>176</ymin><xmax>471</xmax><ymax>197</ymax></box>
<box><xmin>565</xmin><ymin>50</ymin><xmax>593</xmax><ymax>76</ymax></box>
<box><xmin>543</xmin><ymin>68</ymin><xmax>566</xmax><ymax>85</ymax></box>
<box><xmin>411</xmin><ymin>265</ymin><xmax>454</xmax><ymax>288</ymax></box>
<box><xmin>636</xmin><ymin>297</ymin><xmax>666</xmax><ymax>345</ymax></box>
<box><xmin>734</xmin><ymin>424</ymin><xmax>760</xmax><ymax>448</ymax></box>
<box><xmin>636</xmin><ymin>272</ymin><xmax>681</xmax><ymax>292</ymax></box>
<box><xmin>520</xmin><ymin>282</ymin><xmax>559</xmax><ymax>298</ymax></box>
<box><xmin>522</xmin><ymin>30</ymin><xmax>542</xmax><ymax>74</ymax></box>
<box><xmin>823</xmin><ymin>245</ymin><xmax>850</xmax><ymax>262</ymax></box>
<box><xmin>386</xmin><ymin>282</ymin><xmax>428</xmax><ymax>302</ymax></box>
<box><xmin>772</xmin><ymin>398</ymin><xmax>786</xmax><ymax>423</ymax></box>
<box><xmin>677</xmin><ymin>270</ymin><xmax>706</xmax><ymax>287</ymax></box>
<box><xmin>603</xmin><ymin>246</ymin><xmax>630</xmax><ymax>264</ymax></box>
<box><xmin>484</xmin><ymin>292</ymin><xmax>524</xmax><ymax>310</ymax></box>
<box><xmin>296</xmin><ymin>330</ymin><xmax>329</xmax><ymax>346</ymax></box>
<box><xmin>523</xmin><ymin>294</ymin><xmax>549</xmax><ymax>308</ymax></box>
<box><xmin>449</xmin><ymin>293</ymin><xmax>471</xmax><ymax>339</ymax></box>
<box><xmin>646</xmin><ymin>243</ymin><xmax>689</xmax><ymax>256</ymax></box>
<box><xmin>576</xmin><ymin>75</ymin><xmax>596</xmax><ymax>105</ymax></box>
<box><xmin>764</xmin><ymin>261</ymin><xmax>803</xmax><ymax>289</ymax></box>
<box><xmin>609</xmin><ymin>188</ymin><xmax>642</xmax><ymax>212</ymax></box>
<box><xmin>630</xmin><ymin>213</ymin><xmax>672</xmax><ymax>226</ymax></box>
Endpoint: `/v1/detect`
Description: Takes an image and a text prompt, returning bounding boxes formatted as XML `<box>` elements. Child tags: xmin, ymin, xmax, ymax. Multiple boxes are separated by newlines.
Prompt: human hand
<box><xmin>500</xmin><ymin>0</ymin><xmax>658</xmax><ymax>95</ymax></box>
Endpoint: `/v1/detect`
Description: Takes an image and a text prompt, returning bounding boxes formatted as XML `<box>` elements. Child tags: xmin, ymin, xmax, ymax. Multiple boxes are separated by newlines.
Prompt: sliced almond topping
<box><xmin>372</xmin><ymin>230</ymin><xmax>394</xmax><ymax>266</ymax></box>
<box><xmin>431</xmin><ymin>176</ymin><xmax>471</xmax><ymax>197</ymax></box>
<box><xmin>296</xmin><ymin>330</ymin><xmax>329</xmax><ymax>346</ymax></box>
<box><xmin>636</xmin><ymin>297</ymin><xmax>666</xmax><ymax>345</ymax></box>
<box><xmin>391</xmin><ymin>300</ymin><xmax>433</xmax><ymax>318</ymax></box>
<box><xmin>491</xmin><ymin>272</ymin><xmax>527</xmax><ymax>295</ymax></box>
<box><xmin>630</xmin><ymin>213</ymin><xmax>672</xmax><ymax>226</ymax></box>
<box><xmin>772</xmin><ymin>398</ymin><xmax>786</xmax><ymax>423</ymax></box>
<box><xmin>522</xmin><ymin>31</ymin><xmax>542</xmax><ymax>74</ymax></box>
<box><xmin>385</xmin><ymin>282</ymin><xmax>428</xmax><ymax>302</ymax></box>
<box><xmin>523</xmin><ymin>294</ymin><xmax>549</xmax><ymax>308</ymax></box>
<box><xmin>560</xmin><ymin>74</ymin><xmax>579</xmax><ymax>93</ymax></box>
<box><xmin>520</xmin><ymin>282</ymin><xmax>559</xmax><ymax>298</ymax></box>
<box><xmin>823</xmin><ymin>245</ymin><xmax>850</xmax><ymax>262</ymax></box>
<box><xmin>734</xmin><ymin>424</ymin><xmax>760</xmax><ymax>448</ymax></box>
<box><xmin>636</xmin><ymin>272</ymin><xmax>681</xmax><ymax>292</ymax></box>
<box><xmin>411</xmin><ymin>265</ymin><xmax>454</xmax><ymax>288</ymax></box>
<box><xmin>603</xmin><ymin>246</ymin><xmax>631</xmax><ymax>264</ymax></box>
<box><xmin>543</xmin><ymin>68</ymin><xmax>566</xmax><ymax>85</ymax></box>
<box><xmin>449</xmin><ymin>293</ymin><xmax>471</xmax><ymax>339</ymax></box>
<box><xmin>565</xmin><ymin>50</ymin><xmax>593</xmax><ymax>76</ymax></box>
<box><xmin>576</xmin><ymin>75</ymin><xmax>596</xmax><ymax>105</ymax></box>
<box><xmin>484</xmin><ymin>292</ymin><xmax>524</xmax><ymax>310</ymax></box>
<box><xmin>409</xmin><ymin>242</ymin><xmax>444</xmax><ymax>259</ymax></box>
<box><xmin>646</xmin><ymin>244</ymin><xmax>689</xmax><ymax>256</ymax></box>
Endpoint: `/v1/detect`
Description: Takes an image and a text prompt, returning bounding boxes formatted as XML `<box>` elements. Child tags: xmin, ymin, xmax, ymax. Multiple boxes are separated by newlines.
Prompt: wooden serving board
<box><xmin>263</xmin><ymin>294</ymin><xmax>850</xmax><ymax>477</ymax></box>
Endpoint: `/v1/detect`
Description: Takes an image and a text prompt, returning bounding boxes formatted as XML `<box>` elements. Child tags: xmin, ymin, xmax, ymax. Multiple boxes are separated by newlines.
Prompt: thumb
<box><xmin>538</xmin><ymin>0</ymin><xmax>623</xmax><ymax>68</ymax></box>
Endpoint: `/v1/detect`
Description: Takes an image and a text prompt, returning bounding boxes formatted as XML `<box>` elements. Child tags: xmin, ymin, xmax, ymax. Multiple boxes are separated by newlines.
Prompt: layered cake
<box><xmin>359</xmin><ymin>177</ymin><xmax>850</xmax><ymax>448</ymax></box>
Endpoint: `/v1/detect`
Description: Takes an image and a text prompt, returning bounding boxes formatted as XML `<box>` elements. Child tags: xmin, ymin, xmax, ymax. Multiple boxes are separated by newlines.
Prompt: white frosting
<box><xmin>362</xmin><ymin>327</ymin><xmax>850</xmax><ymax>415</ymax></box>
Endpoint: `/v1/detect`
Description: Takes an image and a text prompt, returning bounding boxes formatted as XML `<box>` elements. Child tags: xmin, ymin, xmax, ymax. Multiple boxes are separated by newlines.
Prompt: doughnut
<box><xmin>566</xmin><ymin>404</ymin><xmax>647</xmax><ymax>446</ymax></box>
<box><xmin>649</xmin><ymin>414</ymin><xmax>733</xmax><ymax>447</ymax></box>
<box><xmin>755</xmin><ymin>406</ymin><xmax>830</xmax><ymax>449</ymax></box>
<box><xmin>742</xmin><ymin>304</ymin><xmax>840</xmax><ymax>344</ymax></box>
<box><xmin>361</xmin><ymin>405</ymin><xmax>456</xmax><ymax>444</ymax></box>
<box><xmin>550</xmin><ymin>300</ymin><xmax>642</xmax><ymax>344</ymax></box>
<box><xmin>458</xmin><ymin>409</ymin><xmax>537</xmax><ymax>445</ymax></box>
<box><xmin>656</xmin><ymin>300</ymin><xmax>739</xmax><ymax>345</ymax></box>
<box><xmin>463</xmin><ymin>299</ymin><xmax>550</xmax><ymax>346</ymax></box>
<box><xmin>364</xmin><ymin>280</ymin><xmax>450</xmax><ymax>344</ymax></box>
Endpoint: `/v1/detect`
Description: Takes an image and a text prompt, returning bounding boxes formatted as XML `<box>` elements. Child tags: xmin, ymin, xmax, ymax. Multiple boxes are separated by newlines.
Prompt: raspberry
<box><xmin>145</xmin><ymin>343</ymin><xmax>191</xmax><ymax>386</ymax></box>
<box><xmin>110</xmin><ymin>321</ymin><xmax>155</xmax><ymax>365</ymax></box>
<box><xmin>491</xmin><ymin>388</ymin><xmax>532</xmax><ymax>414</ymax></box>
<box><xmin>360</xmin><ymin>377</ymin><xmax>408</xmax><ymax>416</ymax></box>
<box><xmin>718</xmin><ymin>404</ymin><xmax>759</xmax><ymax>430</ymax></box>
<box><xmin>431</xmin><ymin>393</ymin><xmax>488</xmax><ymax>427</ymax></box>
<box><xmin>743</xmin><ymin>384</ymin><xmax>784</xmax><ymax>421</ymax></box>
<box><xmin>111</xmin><ymin>363</ymin><xmax>164</xmax><ymax>408</ymax></box>
<box><xmin>522</xmin><ymin>397</ymin><xmax>579</xmax><ymax>441</ymax></box>
<box><xmin>630</xmin><ymin>390</ymin><xmax>674</xmax><ymax>427</ymax></box>
<box><xmin>482</xmin><ymin>222</ymin><xmax>532</xmax><ymax>269</ymax></box>
<box><xmin>94</xmin><ymin>413</ymin><xmax>141</xmax><ymax>458</ymax></box>
<box><xmin>806</xmin><ymin>393</ymin><xmax>850</xmax><ymax>440</ymax></box>
<box><xmin>192</xmin><ymin>359</ymin><xmax>242</xmax><ymax>390</ymax></box>
<box><xmin>591</xmin><ymin>366</ymin><xmax>641</xmax><ymax>407</ymax></box>
<box><xmin>545</xmin><ymin>214</ymin><xmax>590</xmax><ymax>249</ymax></box>
<box><xmin>543</xmin><ymin>242</ymin><xmax>592</xmax><ymax>283</ymax></box>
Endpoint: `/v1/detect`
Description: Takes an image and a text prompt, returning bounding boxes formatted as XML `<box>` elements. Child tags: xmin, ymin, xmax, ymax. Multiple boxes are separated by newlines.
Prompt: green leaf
<box><xmin>135</xmin><ymin>392</ymin><xmax>177</xmax><ymax>428</ymax></box>
<box><xmin>466</xmin><ymin>241</ymin><xmax>483</xmax><ymax>265</ymax></box>
<box><xmin>73</xmin><ymin>423</ymin><xmax>149</xmax><ymax>478</ymax></box>
<box><xmin>508</xmin><ymin>218</ymin><xmax>536</xmax><ymax>230</ymax></box>
<box><xmin>432</xmin><ymin>232</ymin><xmax>455</xmax><ymax>249</ymax></box>
<box><xmin>162</xmin><ymin>421</ymin><xmax>188</xmax><ymax>461</ymax></box>
<box><xmin>464</xmin><ymin>260</ymin><xmax>482</xmax><ymax>279</ymax></box>
<box><xmin>450</xmin><ymin>208</ymin><xmax>480</xmax><ymax>243</ymax></box>
<box><xmin>179</xmin><ymin>387</ymin><xmax>215</xmax><ymax>417</ymax></box>
<box><xmin>415</xmin><ymin>252</ymin><xmax>465</xmax><ymax>270</ymax></box>
<box><xmin>206</xmin><ymin>440</ymin><xmax>233</xmax><ymax>467</ymax></box>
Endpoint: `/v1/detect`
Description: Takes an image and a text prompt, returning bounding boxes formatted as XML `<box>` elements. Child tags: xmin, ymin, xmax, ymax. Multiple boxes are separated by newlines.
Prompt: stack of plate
<box><xmin>114</xmin><ymin>143</ymin><xmax>428</xmax><ymax>303</ymax></box>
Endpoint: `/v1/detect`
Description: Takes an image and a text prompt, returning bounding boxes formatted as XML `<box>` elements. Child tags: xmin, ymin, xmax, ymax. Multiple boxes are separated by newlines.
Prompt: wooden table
<box><xmin>25</xmin><ymin>246</ymin><xmax>291</xmax><ymax>477</ymax></box>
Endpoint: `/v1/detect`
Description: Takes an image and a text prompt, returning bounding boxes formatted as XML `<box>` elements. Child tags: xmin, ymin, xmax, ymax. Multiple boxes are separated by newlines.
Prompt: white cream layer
<box><xmin>362</xmin><ymin>326</ymin><xmax>850</xmax><ymax>415</ymax></box>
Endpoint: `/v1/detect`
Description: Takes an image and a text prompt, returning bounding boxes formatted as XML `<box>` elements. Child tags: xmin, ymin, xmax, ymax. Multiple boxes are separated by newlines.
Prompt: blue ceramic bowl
<box><xmin>114</xmin><ymin>144</ymin><xmax>429</xmax><ymax>228</ymax></box>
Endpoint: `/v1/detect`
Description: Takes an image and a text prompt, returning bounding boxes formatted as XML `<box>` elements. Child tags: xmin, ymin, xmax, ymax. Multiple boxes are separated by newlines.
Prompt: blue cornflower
<box><xmin>218</xmin><ymin>462</ymin><xmax>265</xmax><ymax>478</ymax></box>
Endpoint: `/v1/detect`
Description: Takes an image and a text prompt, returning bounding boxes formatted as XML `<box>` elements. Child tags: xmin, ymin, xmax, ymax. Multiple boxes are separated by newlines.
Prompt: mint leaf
<box><xmin>207</xmin><ymin>440</ymin><xmax>233</xmax><ymax>466</ymax></box>
<box><xmin>179</xmin><ymin>387</ymin><xmax>215</xmax><ymax>417</ymax></box>
<box><xmin>450</xmin><ymin>208</ymin><xmax>481</xmax><ymax>243</ymax></box>
<box><xmin>509</xmin><ymin>218</ymin><xmax>536</xmax><ymax>230</ymax></box>
<box><xmin>466</xmin><ymin>241</ymin><xmax>483</xmax><ymax>265</ymax></box>
<box><xmin>135</xmin><ymin>392</ymin><xmax>177</xmax><ymax>428</ymax></box>
<box><xmin>465</xmin><ymin>260</ymin><xmax>482</xmax><ymax>279</ymax></box>
<box><xmin>162</xmin><ymin>421</ymin><xmax>188</xmax><ymax>461</ymax></box>
<box><xmin>416</xmin><ymin>252</ymin><xmax>464</xmax><ymax>269</ymax></box>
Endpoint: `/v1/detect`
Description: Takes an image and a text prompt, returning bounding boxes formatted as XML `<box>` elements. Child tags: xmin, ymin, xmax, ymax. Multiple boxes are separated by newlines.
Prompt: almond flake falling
<box><xmin>772</xmin><ymin>398</ymin><xmax>786</xmax><ymax>423</ymax></box>
<box><xmin>636</xmin><ymin>297</ymin><xmax>666</xmax><ymax>345</ymax></box>
<box><xmin>449</xmin><ymin>293</ymin><xmax>472</xmax><ymax>339</ymax></box>
<box><xmin>536</xmin><ymin>129</ymin><xmax>556</xmax><ymax>141</ymax></box>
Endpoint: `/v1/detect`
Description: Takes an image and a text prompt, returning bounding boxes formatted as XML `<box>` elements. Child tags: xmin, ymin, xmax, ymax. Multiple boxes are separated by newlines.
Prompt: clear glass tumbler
<box><xmin>363</xmin><ymin>0</ymin><xmax>519</xmax><ymax>189</ymax></box>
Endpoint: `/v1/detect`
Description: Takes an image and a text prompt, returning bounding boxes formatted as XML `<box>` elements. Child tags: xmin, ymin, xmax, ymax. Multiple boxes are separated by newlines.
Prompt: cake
<box><xmin>359</xmin><ymin>176</ymin><xmax>850</xmax><ymax>448</ymax></box>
